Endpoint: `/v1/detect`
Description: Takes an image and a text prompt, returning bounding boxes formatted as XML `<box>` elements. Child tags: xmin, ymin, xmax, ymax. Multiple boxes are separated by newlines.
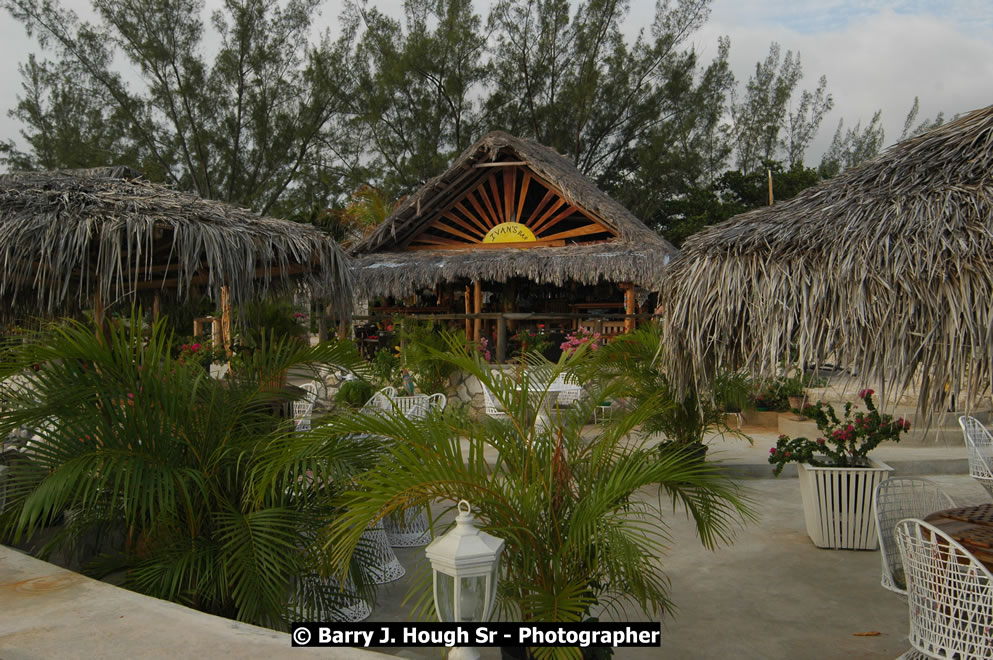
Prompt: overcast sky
<box><xmin>1</xmin><ymin>0</ymin><xmax>991</xmax><ymax>168</ymax></box>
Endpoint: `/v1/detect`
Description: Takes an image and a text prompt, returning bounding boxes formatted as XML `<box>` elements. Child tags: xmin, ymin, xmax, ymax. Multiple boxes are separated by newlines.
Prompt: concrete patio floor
<box><xmin>367</xmin><ymin>431</ymin><xmax>983</xmax><ymax>660</ymax></box>
<box><xmin>1</xmin><ymin>426</ymin><xmax>982</xmax><ymax>659</ymax></box>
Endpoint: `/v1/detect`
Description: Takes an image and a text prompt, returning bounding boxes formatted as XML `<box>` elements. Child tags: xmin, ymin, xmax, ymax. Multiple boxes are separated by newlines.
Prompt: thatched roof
<box><xmin>352</xmin><ymin>131</ymin><xmax>676</xmax><ymax>297</ymax></box>
<box><xmin>0</xmin><ymin>167</ymin><xmax>353</xmax><ymax>320</ymax></box>
<box><xmin>659</xmin><ymin>103</ymin><xmax>993</xmax><ymax>415</ymax></box>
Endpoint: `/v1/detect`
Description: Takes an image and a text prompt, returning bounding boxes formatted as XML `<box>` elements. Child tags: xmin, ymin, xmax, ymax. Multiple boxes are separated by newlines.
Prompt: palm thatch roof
<box><xmin>0</xmin><ymin>167</ymin><xmax>352</xmax><ymax>320</ymax></box>
<box><xmin>659</xmin><ymin>103</ymin><xmax>993</xmax><ymax>415</ymax></box>
<box><xmin>351</xmin><ymin>131</ymin><xmax>676</xmax><ymax>298</ymax></box>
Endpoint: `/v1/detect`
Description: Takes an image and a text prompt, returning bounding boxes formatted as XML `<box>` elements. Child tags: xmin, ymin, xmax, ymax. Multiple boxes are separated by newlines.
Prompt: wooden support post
<box><xmin>496</xmin><ymin>313</ymin><xmax>507</xmax><ymax>363</ymax></box>
<box><xmin>152</xmin><ymin>291</ymin><xmax>161</xmax><ymax>324</ymax></box>
<box><xmin>193</xmin><ymin>318</ymin><xmax>204</xmax><ymax>338</ymax></box>
<box><xmin>93</xmin><ymin>291</ymin><xmax>106</xmax><ymax>343</ymax></box>
<box><xmin>221</xmin><ymin>286</ymin><xmax>232</xmax><ymax>357</ymax></box>
<box><xmin>464</xmin><ymin>285</ymin><xmax>472</xmax><ymax>341</ymax></box>
<box><xmin>211</xmin><ymin>318</ymin><xmax>222</xmax><ymax>349</ymax></box>
<box><xmin>473</xmin><ymin>280</ymin><xmax>482</xmax><ymax>343</ymax></box>
<box><xmin>768</xmin><ymin>168</ymin><xmax>774</xmax><ymax>206</ymax></box>
<box><xmin>622</xmin><ymin>283</ymin><xmax>636</xmax><ymax>333</ymax></box>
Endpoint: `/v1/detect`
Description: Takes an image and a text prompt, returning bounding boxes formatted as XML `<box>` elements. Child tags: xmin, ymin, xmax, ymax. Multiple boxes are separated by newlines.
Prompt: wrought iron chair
<box><xmin>873</xmin><ymin>477</ymin><xmax>955</xmax><ymax>595</ymax></box>
<box><xmin>293</xmin><ymin>382</ymin><xmax>320</xmax><ymax>432</ymax></box>
<box><xmin>895</xmin><ymin>518</ymin><xmax>993</xmax><ymax>659</ymax></box>
<box><xmin>360</xmin><ymin>520</ymin><xmax>406</xmax><ymax>584</ymax></box>
<box><xmin>481</xmin><ymin>384</ymin><xmax>508</xmax><ymax>419</ymax></box>
<box><xmin>551</xmin><ymin>371</ymin><xmax>585</xmax><ymax>408</ymax></box>
<box><xmin>959</xmin><ymin>416</ymin><xmax>993</xmax><ymax>497</ymax></box>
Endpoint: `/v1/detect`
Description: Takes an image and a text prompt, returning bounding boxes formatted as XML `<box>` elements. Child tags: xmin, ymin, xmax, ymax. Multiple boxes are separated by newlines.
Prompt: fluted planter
<box><xmin>798</xmin><ymin>458</ymin><xmax>893</xmax><ymax>550</ymax></box>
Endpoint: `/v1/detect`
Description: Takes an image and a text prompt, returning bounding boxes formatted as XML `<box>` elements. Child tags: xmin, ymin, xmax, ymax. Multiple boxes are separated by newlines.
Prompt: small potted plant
<box><xmin>768</xmin><ymin>389</ymin><xmax>911</xmax><ymax>549</ymax></box>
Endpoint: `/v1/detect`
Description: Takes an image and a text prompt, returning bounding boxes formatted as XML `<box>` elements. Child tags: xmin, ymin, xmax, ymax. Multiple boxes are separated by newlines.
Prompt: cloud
<box><xmin>692</xmin><ymin>5</ymin><xmax>993</xmax><ymax>161</ymax></box>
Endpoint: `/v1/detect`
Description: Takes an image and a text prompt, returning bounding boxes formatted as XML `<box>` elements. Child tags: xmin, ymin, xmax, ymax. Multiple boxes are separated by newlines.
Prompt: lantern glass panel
<box><xmin>459</xmin><ymin>576</ymin><xmax>486</xmax><ymax>622</ymax></box>
<box><xmin>436</xmin><ymin>572</ymin><xmax>455</xmax><ymax>622</ymax></box>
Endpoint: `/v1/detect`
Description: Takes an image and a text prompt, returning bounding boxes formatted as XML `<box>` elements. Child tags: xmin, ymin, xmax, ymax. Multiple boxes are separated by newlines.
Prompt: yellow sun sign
<box><xmin>483</xmin><ymin>222</ymin><xmax>537</xmax><ymax>243</ymax></box>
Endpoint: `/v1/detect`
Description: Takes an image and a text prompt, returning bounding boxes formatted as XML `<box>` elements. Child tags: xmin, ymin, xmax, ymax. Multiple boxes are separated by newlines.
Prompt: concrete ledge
<box><xmin>719</xmin><ymin>458</ymin><xmax>969</xmax><ymax>480</ymax></box>
<box><xmin>0</xmin><ymin>546</ymin><xmax>390</xmax><ymax>659</ymax></box>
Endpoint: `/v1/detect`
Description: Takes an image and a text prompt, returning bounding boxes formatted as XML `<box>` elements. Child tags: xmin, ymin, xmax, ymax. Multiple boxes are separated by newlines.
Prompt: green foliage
<box><xmin>260</xmin><ymin>336</ymin><xmax>751</xmax><ymax>653</ymax></box>
<box><xmin>369</xmin><ymin>348</ymin><xmax>402</xmax><ymax>390</ymax></box>
<box><xmin>0</xmin><ymin>313</ymin><xmax>374</xmax><ymax>627</ymax></box>
<box><xmin>336</xmin><ymin>379</ymin><xmax>374</xmax><ymax>409</ymax></box>
<box><xmin>399</xmin><ymin>320</ymin><xmax>461</xmax><ymax>394</ymax></box>
<box><xmin>574</xmin><ymin>323</ymin><xmax>750</xmax><ymax>447</ymax></box>
<box><xmin>750</xmin><ymin>368</ymin><xmax>825</xmax><ymax>411</ymax></box>
<box><xmin>3</xmin><ymin>0</ymin><xmax>363</xmax><ymax>216</ymax></box>
<box><xmin>768</xmin><ymin>390</ymin><xmax>911</xmax><ymax>475</ymax></box>
<box><xmin>235</xmin><ymin>300</ymin><xmax>308</xmax><ymax>352</ymax></box>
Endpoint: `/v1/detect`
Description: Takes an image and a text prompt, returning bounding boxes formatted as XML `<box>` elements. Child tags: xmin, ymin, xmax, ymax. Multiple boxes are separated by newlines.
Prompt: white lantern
<box><xmin>425</xmin><ymin>500</ymin><xmax>504</xmax><ymax>659</ymax></box>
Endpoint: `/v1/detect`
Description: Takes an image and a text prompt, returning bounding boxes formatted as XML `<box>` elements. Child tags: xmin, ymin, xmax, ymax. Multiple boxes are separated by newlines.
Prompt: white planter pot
<box><xmin>798</xmin><ymin>459</ymin><xmax>893</xmax><ymax>550</ymax></box>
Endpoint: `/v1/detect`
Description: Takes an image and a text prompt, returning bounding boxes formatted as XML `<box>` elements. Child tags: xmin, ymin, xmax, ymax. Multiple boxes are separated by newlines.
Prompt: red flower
<box><xmin>769</xmin><ymin>447</ymin><xmax>777</xmax><ymax>455</ymax></box>
<box><xmin>816</xmin><ymin>437</ymin><xmax>825</xmax><ymax>445</ymax></box>
<box><xmin>859</xmin><ymin>388</ymin><xmax>874</xmax><ymax>398</ymax></box>
<box><xmin>191</xmin><ymin>343</ymin><xmax>201</xmax><ymax>352</ymax></box>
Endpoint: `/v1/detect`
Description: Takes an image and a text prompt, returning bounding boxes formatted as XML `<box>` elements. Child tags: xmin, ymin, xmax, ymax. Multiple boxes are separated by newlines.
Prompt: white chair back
<box><xmin>959</xmin><ymin>416</ymin><xmax>993</xmax><ymax>497</ymax></box>
<box><xmin>481</xmin><ymin>384</ymin><xmax>507</xmax><ymax>418</ymax></box>
<box><xmin>873</xmin><ymin>477</ymin><xmax>955</xmax><ymax>595</ymax></box>
<box><xmin>895</xmin><ymin>518</ymin><xmax>993</xmax><ymax>658</ymax></box>
<box><xmin>426</xmin><ymin>393</ymin><xmax>447</xmax><ymax>411</ymax></box>
<box><xmin>361</xmin><ymin>387</ymin><xmax>397</xmax><ymax>414</ymax></box>
<box><xmin>293</xmin><ymin>382</ymin><xmax>319</xmax><ymax>432</ymax></box>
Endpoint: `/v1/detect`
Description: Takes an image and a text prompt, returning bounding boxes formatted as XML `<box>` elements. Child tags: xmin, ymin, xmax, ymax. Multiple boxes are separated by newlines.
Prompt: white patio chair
<box><xmin>391</xmin><ymin>394</ymin><xmax>429</xmax><ymax>415</ymax></box>
<box><xmin>959</xmin><ymin>416</ymin><xmax>993</xmax><ymax>497</ymax></box>
<box><xmin>895</xmin><ymin>518</ymin><xmax>993</xmax><ymax>659</ymax></box>
<box><xmin>425</xmin><ymin>392</ymin><xmax>447</xmax><ymax>411</ymax></box>
<box><xmin>359</xmin><ymin>520</ymin><xmax>405</xmax><ymax>584</ymax></box>
<box><xmin>552</xmin><ymin>372</ymin><xmax>585</xmax><ymax>408</ymax></box>
<box><xmin>293</xmin><ymin>382</ymin><xmax>320</xmax><ymax>432</ymax></box>
<box><xmin>482</xmin><ymin>384</ymin><xmax>508</xmax><ymax>419</ymax></box>
<box><xmin>873</xmin><ymin>477</ymin><xmax>955</xmax><ymax>595</ymax></box>
<box><xmin>360</xmin><ymin>387</ymin><xmax>397</xmax><ymax>415</ymax></box>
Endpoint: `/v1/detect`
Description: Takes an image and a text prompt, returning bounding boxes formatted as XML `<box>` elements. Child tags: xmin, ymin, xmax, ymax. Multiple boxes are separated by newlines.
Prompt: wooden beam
<box><xmin>433</xmin><ymin>216</ymin><xmax>481</xmax><ymax>243</ymax></box>
<box><xmin>466</xmin><ymin>190</ymin><xmax>499</xmax><ymax>230</ymax></box>
<box><xmin>404</xmin><ymin>239</ymin><xmax>566</xmax><ymax>251</ymax></box>
<box><xmin>515</xmin><ymin>172</ymin><xmax>531</xmax><ymax>225</ymax></box>
<box><xmin>503</xmin><ymin>167</ymin><xmax>514</xmax><ymax>222</ymax></box>
<box><xmin>487</xmin><ymin>174</ymin><xmax>504</xmax><ymax>225</ymax></box>
<box><xmin>474</xmin><ymin>183</ymin><xmax>500</xmax><ymax>229</ymax></box>
<box><xmin>464</xmin><ymin>285</ymin><xmax>472</xmax><ymax>340</ymax></box>
<box><xmin>539</xmin><ymin>223</ymin><xmax>605</xmax><ymax>242</ymax></box>
<box><xmin>474</xmin><ymin>161</ymin><xmax>528</xmax><ymax>167</ymax></box>
<box><xmin>411</xmin><ymin>234</ymin><xmax>466</xmax><ymax>247</ymax></box>
<box><xmin>473</xmin><ymin>280</ymin><xmax>482</xmax><ymax>343</ymax></box>
<box><xmin>523</xmin><ymin>188</ymin><xmax>556</xmax><ymax>227</ymax></box>
<box><xmin>452</xmin><ymin>202</ymin><xmax>489</xmax><ymax>235</ymax></box>
<box><xmin>527</xmin><ymin>198</ymin><xmax>566</xmax><ymax>234</ymax></box>
<box><xmin>532</xmin><ymin>205</ymin><xmax>580</xmax><ymax>236</ymax></box>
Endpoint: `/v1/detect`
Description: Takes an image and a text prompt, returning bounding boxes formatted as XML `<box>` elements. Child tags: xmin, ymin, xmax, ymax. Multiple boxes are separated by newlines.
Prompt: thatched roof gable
<box><xmin>659</xmin><ymin>103</ymin><xmax>993</xmax><ymax>415</ymax></box>
<box><xmin>352</xmin><ymin>131</ymin><xmax>675</xmax><ymax>297</ymax></box>
<box><xmin>0</xmin><ymin>167</ymin><xmax>353</xmax><ymax>320</ymax></box>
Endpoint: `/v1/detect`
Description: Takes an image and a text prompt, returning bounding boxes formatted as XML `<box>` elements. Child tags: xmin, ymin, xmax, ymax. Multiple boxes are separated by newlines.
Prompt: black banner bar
<box><xmin>290</xmin><ymin>622</ymin><xmax>661</xmax><ymax>648</ymax></box>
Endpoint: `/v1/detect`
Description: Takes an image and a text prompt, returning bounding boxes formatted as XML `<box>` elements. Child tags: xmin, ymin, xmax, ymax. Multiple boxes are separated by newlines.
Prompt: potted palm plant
<box><xmin>768</xmin><ymin>389</ymin><xmax>911</xmax><ymax>549</ymax></box>
<box><xmin>300</xmin><ymin>336</ymin><xmax>751</xmax><ymax>660</ymax></box>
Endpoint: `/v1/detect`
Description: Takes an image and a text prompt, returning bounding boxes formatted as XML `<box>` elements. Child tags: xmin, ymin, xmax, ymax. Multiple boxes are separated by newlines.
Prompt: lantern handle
<box><xmin>458</xmin><ymin>500</ymin><xmax>472</xmax><ymax>515</ymax></box>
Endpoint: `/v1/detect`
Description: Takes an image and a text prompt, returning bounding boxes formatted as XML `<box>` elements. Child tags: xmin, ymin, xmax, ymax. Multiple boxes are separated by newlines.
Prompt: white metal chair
<box><xmin>895</xmin><ymin>518</ymin><xmax>993</xmax><ymax>659</ymax></box>
<box><xmin>425</xmin><ymin>392</ymin><xmax>447</xmax><ymax>411</ymax></box>
<box><xmin>293</xmin><ymin>382</ymin><xmax>320</xmax><ymax>432</ymax></box>
<box><xmin>551</xmin><ymin>372</ymin><xmax>585</xmax><ymax>408</ymax></box>
<box><xmin>360</xmin><ymin>387</ymin><xmax>397</xmax><ymax>415</ymax></box>
<box><xmin>360</xmin><ymin>520</ymin><xmax>405</xmax><ymax>584</ymax></box>
<box><xmin>482</xmin><ymin>384</ymin><xmax>508</xmax><ymax>419</ymax></box>
<box><xmin>959</xmin><ymin>416</ymin><xmax>993</xmax><ymax>497</ymax></box>
<box><xmin>873</xmin><ymin>477</ymin><xmax>956</xmax><ymax>595</ymax></box>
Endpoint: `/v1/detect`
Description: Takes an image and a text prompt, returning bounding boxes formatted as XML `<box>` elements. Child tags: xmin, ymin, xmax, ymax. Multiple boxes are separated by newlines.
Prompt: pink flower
<box><xmin>191</xmin><ymin>343</ymin><xmax>201</xmax><ymax>352</ymax></box>
<box><xmin>127</xmin><ymin>392</ymin><xmax>134</xmax><ymax>400</ymax></box>
<box><xmin>769</xmin><ymin>447</ymin><xmax>777</xmax><ymax>454</ymax></box>
<box><xmin>859</xmin><ymin>388</ymin><xmax>874</xmax><ymax>398</ymax></box>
